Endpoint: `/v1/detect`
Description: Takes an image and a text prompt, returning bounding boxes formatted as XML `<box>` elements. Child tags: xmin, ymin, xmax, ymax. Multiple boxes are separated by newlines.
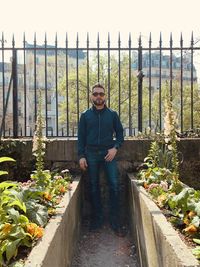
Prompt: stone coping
<box><xmin>128</xmin><ymin>173</ymin><xmax>199</xmax><ymax>267</ymax></box>
<box><xmin>24</xmin><ymin>177</ymin><xmax>81</xmax><ymax>267</ymax></box>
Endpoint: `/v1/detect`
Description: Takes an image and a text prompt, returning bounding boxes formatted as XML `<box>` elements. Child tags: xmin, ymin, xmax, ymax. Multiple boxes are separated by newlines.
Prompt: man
<box><xmin>78</xmin><ymin>82</ymin><xmax>124</xmax><ymax>235</ymax></box>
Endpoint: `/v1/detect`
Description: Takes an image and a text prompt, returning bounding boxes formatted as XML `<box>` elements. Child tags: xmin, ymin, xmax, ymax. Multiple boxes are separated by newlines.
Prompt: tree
<box><xmin>58</xmin><ymin>53</ymin><xmax>138</xmax><ymax>134</ymax></box>
<box><xmin>57</xmin><ymin>54</ymin><xmax>200</xmax><ymax>135</ymax></box>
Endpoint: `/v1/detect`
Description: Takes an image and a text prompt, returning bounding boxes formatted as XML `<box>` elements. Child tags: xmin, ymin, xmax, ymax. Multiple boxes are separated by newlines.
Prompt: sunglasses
<box><xmin>92</xmin><ymin>92</ymin><xmax>105</xmax><ymax>97</ymax></box>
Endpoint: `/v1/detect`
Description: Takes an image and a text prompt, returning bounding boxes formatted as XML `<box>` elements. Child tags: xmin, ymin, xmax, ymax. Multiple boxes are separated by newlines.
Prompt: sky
<box><xmin>0</xmin><ymin>0</ymin><xmax>200</xmax><ymax>47</ymax></box>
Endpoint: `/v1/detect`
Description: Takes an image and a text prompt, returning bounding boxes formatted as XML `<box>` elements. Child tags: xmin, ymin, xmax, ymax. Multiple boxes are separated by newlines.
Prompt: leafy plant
<box><xmin>0</xmin><ymin>91</ymin><xmax>73</xmax><ymax>265</ymax></box>
<box><xmin>136</xmin><ymin>96</ymin><xmax>200</xmax><ymax>260</ymax></box>
<box><xmin>31</xmin><ymin>90</ymin><xmax>49</xmax><ymax>188</ymax></box>
<box><xmin>0</xmin><ymin>157</ymin><xmax>15</xmax><ymax>177</ymax></box>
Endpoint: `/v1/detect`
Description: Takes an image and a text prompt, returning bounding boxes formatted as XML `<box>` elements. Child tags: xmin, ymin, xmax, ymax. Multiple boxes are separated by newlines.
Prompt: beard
<box><xmin>93</xmin><ymin>99</ymin><xmax>105</xmax><ymax>106</ymax></box>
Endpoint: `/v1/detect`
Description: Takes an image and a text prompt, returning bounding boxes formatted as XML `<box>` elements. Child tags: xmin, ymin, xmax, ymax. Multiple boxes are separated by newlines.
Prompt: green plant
<box><xmin>135</xmin><ymin>95</ymin><xmax>200</xmax><ymax>260</ymax></box>
<box><xmin>163</xmin><ymin>98</ymin><xmax>180</xmax><ymax>180</ymax></box>
<box><xmin>193</xmin><ymin>239</ymin><xmax>200</xmax><ymax>259</ymax></box>
<box><xmin>0</xmin><ymin>157</ymin><xmax>15</xmax><ymax>177</ymax></box>
<box><xmin>31</xmin><ymin>90</ymin><xmax>50</xmax><ymax>188</ymax></box>
<box><xmin>0</xmin><ymin>183</ymin><xmax>32</xmax><ymax>266</ymax></box>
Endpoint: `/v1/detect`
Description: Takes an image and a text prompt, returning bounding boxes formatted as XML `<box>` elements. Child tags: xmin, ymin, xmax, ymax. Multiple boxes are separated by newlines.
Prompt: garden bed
<box><xmin>24</xmin><ymin>177</ymin><xmax>81</xmax><ymax>267</ymax></box>
<box><xmin>128</xmin><ymin>174</ymin><xmax>199</xmax><ymax>267</ymax></box>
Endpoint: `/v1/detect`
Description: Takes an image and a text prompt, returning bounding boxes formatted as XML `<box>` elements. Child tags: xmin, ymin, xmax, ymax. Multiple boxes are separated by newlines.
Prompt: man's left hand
<box><xmin>104</xmin><ymin>147</ymin><xmax>117</xmax><ymax>162</ymax></box>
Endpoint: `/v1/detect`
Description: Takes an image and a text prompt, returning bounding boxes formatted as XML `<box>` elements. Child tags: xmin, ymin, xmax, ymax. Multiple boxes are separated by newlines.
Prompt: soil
<box><xmin>71</xmin><ymin>223</ymin><xmax>139</xmax><ymax>267</ymax></box>
<box><xmin>156</xmin><ymin>201</ymin><xmax>197</xmax><ymax>249</ymax></box>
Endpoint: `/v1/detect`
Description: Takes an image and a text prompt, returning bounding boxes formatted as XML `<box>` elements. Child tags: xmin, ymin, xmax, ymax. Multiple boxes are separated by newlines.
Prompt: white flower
<box><xmin>61</xmin><ymin>169</ymin><xmax>70</xmax><ymax>173</ymax></box>
<box><xmin>160</xmin><ymin>181</ymin><xmax>168</xmax><ymax>191</ymax></box>
<box><xmin>165</xmin><ymin>137</ymin><xmax>170</xmax><ymax>144</ymax></box>
<box><xmin>32</xmin><ymin>133</ymin><xmax>38</xmax><ymax>152</ymax></box>
<box><xmin>168</xmin><ymin>145</ymin><xmax>173</xmax><ymax>150</ymax></box>
<box><xmin>164</xmin><ymin>129</ymin><xmax>171</xmax><ymax>136</ymax></box>
<box><xmin>148</xmin><ymin>183</ymin><xmax>159</xmax><ymax>191</ymax></box>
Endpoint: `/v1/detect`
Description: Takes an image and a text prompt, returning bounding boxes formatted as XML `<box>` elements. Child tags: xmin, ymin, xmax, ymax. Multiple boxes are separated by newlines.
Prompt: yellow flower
<box><xmin>183</xmin><ymin>218</ymin><xmax>190</xmax><ymax>225</ymax></box>
<box><xmin>35</xmin><ymin>227</ymin><xmax>44</xmax><ymax>238</ymax></box>
<box><xmin>26</xmin><ymin>223</ymin><xmax>44</xmax><ymax>239</ymax></box>
<box><xmin>43</xmin><ymin>192</ymin><xmax>52</xmax><ymax>201</ymax></box>
<box><xmin>157</xmin><ymin>194</ymin><xmax>167</xmax><ymax>205</ymax></box>
<box><xmin>2</xmin><ymin>223</ymin><xmax>12</xmax><ymax>234</ymax></box>
<box><xmin>26</xmin><ymin>223</ymin><xmax>38</xmax><ymax>236</ymax></box>
<box><xmin>143</xmin><ymin>182</ymin><xmax>149</xmax><ymax>189</ymax></box>
<box><xmin>188</xmin><ymin>211</ymin><xmax>196</xmax><ymax>218</ymax></box>
<box><xmin>59</xmin><ymin>185</ymin><xmax>66</xmax><ymax>193</ymax></box>
<box><xmin>184</xmin><ymin>224</ymin><xmax>197</xmax><ymax>233</ymax></box>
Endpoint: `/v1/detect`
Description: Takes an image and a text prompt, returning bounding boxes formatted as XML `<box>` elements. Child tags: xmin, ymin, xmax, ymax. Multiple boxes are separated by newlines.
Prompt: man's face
<box><xmin>91</xmin><ymin>87</ymin><xmax>106</xmax><ymax>106</ymax></box>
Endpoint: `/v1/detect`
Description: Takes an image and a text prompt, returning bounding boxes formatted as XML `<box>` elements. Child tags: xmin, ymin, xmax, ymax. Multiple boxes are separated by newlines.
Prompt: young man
<box><xmin>78</xmin><ymin>83</ymin><xmax>124</xmax><ymax>235</ymax></box>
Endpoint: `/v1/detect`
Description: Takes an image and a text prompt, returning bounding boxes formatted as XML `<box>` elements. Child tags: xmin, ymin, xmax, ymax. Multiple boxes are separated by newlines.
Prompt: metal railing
<box><xmin>0</xmin><ymin>32</ymin><xmax>199</xmax><ymax>138</ymax></box>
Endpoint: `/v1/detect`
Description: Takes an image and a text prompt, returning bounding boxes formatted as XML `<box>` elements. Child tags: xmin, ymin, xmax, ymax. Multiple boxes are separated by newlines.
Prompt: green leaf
<box><xmin>169</xmin><ymin>188</ymin><xmax>194</xmax><ymax>213</ymax></box>
<box><xmin>7</xmin><ymin>208</ymin><xmax>20</xmax><ymax>223</ymax></box>
<box><xmin>194</xmin><ymin>202</ymin><xmax>200</xmax><ymax>217</ymax></box>
<box><xmin>9</xmin><ymin>226</ymin><xmax>26</xmax><ymax>240</ymax></box>
<box><xmin>8</xmin><ymin>200</ymin><xmax>26</xmax><ymax>213</ymax></box>
<box><xmin>26</xmin><ymin>201</ymin><xmax>48</xmax><ymax>227</ymax></box>
<box><xmin>0</xmin><ymin>157</ymin><xmax>15</xmax><ymax>163</ymax></box>
<box><xmin>185</xmin><ymin>199</ymin><xmax>196</xmax><ymax>211</ymax></box>
<box><xmin>18</xmin><ymin>215</ymin><xmax>29</xmax><ymax>224</ymax></box>
<box><xmin>0</xmin><ymin>182</ymin><xmax>18</xmax><ymax>190</ymax></box>
<box><xmin>193</xmin><ymin>239</ymin><xmax>200</xmax><ymax>245</ymax></box>
<box><xmin>0</xmin><ymin>239</ymin><xmax>8</xmax><ymax>265</ymax></box>
<box><xmin>21</xmin><ymin>236</ymin><xmax>32</xmax><ymax>248</ymax></box>
<box><xmin>21</xmin><ymin>188</ymin><xmax>43</xmax><ymax>202</ymax></box>
<box><xmin>191</xmin><ymin>216</ymin><xmax>200</xmax><ymax>228</ymax></box>
<box><xmin>0</xmin><ymin>171</ymin><xmax>8</xmax><ymax>176</ymax></box>
<box><xmin>8</xmin><ymin>260</ymin><xmax>25</xmax><ymax>267</ymax></box>
<box><xmin>192</xmin><ymin>246</ymin><xmax>200</xmax><ymax>259</ymax></box>
<box><xmin>6</xmin><ymin>239</ymin><xmax>21</xmax><ymax>262</ymax></box>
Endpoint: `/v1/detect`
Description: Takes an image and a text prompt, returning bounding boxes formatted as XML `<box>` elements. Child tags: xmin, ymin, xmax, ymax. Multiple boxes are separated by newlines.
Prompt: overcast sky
<box><xmin>0</xmin><ymin>0</ymin><xmax>200</xmax><ymax>47</ymax></box>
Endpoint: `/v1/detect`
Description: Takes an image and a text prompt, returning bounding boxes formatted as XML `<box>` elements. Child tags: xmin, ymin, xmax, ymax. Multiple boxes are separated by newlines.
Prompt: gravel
<box><xmin>71</xmin><ymin>223</ymin><xmax>139</xmax><ymax>267</ymax></box>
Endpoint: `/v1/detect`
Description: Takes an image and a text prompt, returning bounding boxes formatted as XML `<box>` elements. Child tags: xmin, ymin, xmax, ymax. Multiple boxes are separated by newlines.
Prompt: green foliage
<box><xmin>0</xmin><ymin>126</ymin><xmax>72</xmax><ymax>266</ymax></box>
<box><xmin>0</xmin><ymin>108</ymin><xmax>72</xmax><ymax>267</ymax></box>
<box><xmin>58</xmin><ymin>54</ymin><xmax>138</xmax><ymax>131</ymax></box>
<box><xmin>139</xmin><ymin>97</ymin><xmax>181</xmax><ymax>189</ymax></box>
<box><xmin>167</xmin><ymin>188</ymin><xmax>195</xmax><ymax>214</ymax></box>
<box><xmin>0</xmin><ymin>157</ymin><xmax>15</xmax><ymax>178</ymax></box>
<box><xmin>144</xmin><ymin>141</ymin><xmax>174</xmax><ymax>170</ymax></box>
<box><xmin>0</xmin><ymin>171</ymin><xmax>72</xmax><ymax>265</ymax></box>
<box><xmin>0</xmin><ymin>185</ymin><xmax>32</xmax><ymax>266</ymax></box>
<box><xmin>192</xmin><ymin>246</ymin><xmax>200</xmax><ymax>259</ymax></box>
<box><xmin>56</xmin><ymin>54</ymin><xmax>200</xmax><ymax>133</ymax></box>
<box><xmin>31</xmin><ymin>170</ymin><xmax>51</xmax><ymax>188</ymax></box>
<box><xmin>148</xmin><ymin>186</ymin><xmax>164</xmax><ymax>198</ymax></box>
<box><xmin>136</xmin><ymin>94</ymin><xmax>200</xmax><ymax>260</ymax></box>
<box><xmin>25</xmin><ymin>200</ymin><xmax>48</xmax><ymax>227</ymax></box>
<box><xmin>31</xmin><ymin>90</ymin><xmax>49</xmax><ymax>188</ymax></box>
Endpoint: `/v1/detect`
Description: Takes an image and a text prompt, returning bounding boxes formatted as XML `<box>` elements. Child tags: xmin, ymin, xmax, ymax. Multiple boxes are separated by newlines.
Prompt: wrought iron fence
<box><xmin>0</xmin><ymin>32</ymin><xmax>199</xmax><ymax>138</ymax></box>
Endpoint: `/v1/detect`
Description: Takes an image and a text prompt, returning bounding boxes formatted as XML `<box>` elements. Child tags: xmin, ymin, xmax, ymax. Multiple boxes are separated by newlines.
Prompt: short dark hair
<box><xmin>92</xmin><ymin>83</ymin><xmax>105</xmax><ymax>92</ymax></box>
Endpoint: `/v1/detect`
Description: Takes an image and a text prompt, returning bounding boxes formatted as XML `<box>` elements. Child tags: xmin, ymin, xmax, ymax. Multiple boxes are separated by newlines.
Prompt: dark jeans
<box><xmin>86</xmin><ymin>148</ymin><xmax>120</xmax><ymax>230</ymax></box>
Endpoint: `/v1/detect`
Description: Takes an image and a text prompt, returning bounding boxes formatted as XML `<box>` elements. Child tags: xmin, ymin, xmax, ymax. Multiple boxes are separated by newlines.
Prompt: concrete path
<box><xmin>71</xmin><ymin>223</ymin><xmax>139</xmax><ymax>267</ymax></box>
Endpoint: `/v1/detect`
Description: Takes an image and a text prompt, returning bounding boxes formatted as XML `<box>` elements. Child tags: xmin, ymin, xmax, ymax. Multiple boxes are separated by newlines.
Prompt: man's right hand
<box><xmin>79</xmin><ymin>158</ymin><xmax>88</xmax><ymax>171</ymax></box>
